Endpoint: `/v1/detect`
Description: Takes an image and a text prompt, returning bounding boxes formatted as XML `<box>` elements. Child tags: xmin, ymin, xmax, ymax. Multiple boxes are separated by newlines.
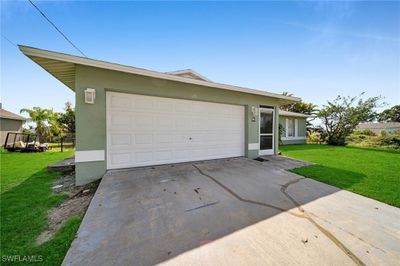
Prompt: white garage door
<box><xmin>106</xmin><ymin>92</ymin><xmax>245</xmax><ymax>169</ymax></box>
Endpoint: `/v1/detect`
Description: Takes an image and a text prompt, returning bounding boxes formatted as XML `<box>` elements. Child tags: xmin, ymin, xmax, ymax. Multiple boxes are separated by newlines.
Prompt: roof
<box><xmin>357</xmin><ymin>122</ymin><xmax>400</xmax><ymax>129</ymax></box>
<box><xmin>18</xmin><ymin>45</ymin><xmax>301</xmax><ymax>104</ymax></box>
<box><xmin>279</xmin><ymin>110</ymin><xmax>312</xmax><ymax>118</ymax></box>
<box><xmin>165</xmin><ymin>69</ymin><xmax>211</xmax><ymax>82</ymax></box>
<box><xmin>0</xmin><ymin>108</ymin><xmax>26</xmax><ymax>121</ymax></box>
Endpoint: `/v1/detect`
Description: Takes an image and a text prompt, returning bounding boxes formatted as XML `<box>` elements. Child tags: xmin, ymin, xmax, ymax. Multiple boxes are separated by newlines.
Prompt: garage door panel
<box><xmin>110</xmin><ymin>95</ymin><xmax>132</xmax><ymax>109</ymax></box>
<box><xmin>110</xmin><ymin>152</ymin><xmax>132</xmax><ymax>166</ymax></box>
<box><xmin>107</xmin><ymin>92</ymin><xmax>244</xmax><ymax>169</ymax></box>
<box><xmin>134</xmin><ymin>97</ymin><xmax>154</xmax><ymax>110</ymax></box>
<box><xmin>134</xmin><ymin>116</ymin><xmax>154</xmax><ymax>130</ymax></box>
<box><xmin>110</xmin><ymin>134</ymin><xmax>132</xmax><ymax>146</ymax></box>
<box><xmin>135</xmin><ymin>134</ymin><xmax>153</xmax><ymax>145</ymax></box>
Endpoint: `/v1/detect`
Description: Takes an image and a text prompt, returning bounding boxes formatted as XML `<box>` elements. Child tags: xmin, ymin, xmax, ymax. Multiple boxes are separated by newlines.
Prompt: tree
<box><xmin>378</xmin><ymin>105</ymin><xmax>400</xmax><ymax>122</ymax></box>
<box><xmin>47</xmin><ymin>110</ymin><xmax>63</xmax><ymax>139</ymax></box>
<box><xmin>20</xmin><ymin>107</ymin><xmax>52</xmax><ymax>141</ymax></box>
<box><xmin>281</xmin><ymin>92</ymin><xmax>318</xmax><ymax>115</ymax></box>
<box><xmin>281</xmin><ymin>92</ymin><xmax>318</xmax><ymax>133</ymax></box>
<box><xmin>57</xmin><ymin>101</ymin><xmax>75</xmax><ymax>133</ymax></box>
<box><xmin>317</xmin><ymin>94</ymin><xmax>383</xmax><ymax>146</ymax></box>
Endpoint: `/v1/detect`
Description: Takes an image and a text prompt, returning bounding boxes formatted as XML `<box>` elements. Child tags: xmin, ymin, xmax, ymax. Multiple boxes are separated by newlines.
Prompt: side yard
<box><xmin>280</xmin><ymin>144</ymin><xmax>400</xmax><ymax>207</ymax></box>
<box><xmin>0</xmin><ymin>149</ymin><xmax>81</xmax><ymax>265</ymax></box>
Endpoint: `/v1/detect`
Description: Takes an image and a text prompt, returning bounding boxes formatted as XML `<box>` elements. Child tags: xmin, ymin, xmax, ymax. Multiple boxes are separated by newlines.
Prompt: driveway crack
<box><xmin>192</xmin><ymin>163</ymin><xmax>365</xmax><ymax>266</ymax></box>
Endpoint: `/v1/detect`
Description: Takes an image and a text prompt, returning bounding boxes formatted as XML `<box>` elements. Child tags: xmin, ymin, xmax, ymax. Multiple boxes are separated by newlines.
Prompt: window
<box><xmin>286</xmin><ymin>118</ymin><xmax>297</xmax><ymax>138</ymax></box>
<box><xmin>287</xmin><ymin>119</ymin><xmax>295</xmax><ymax>137</ymax></box>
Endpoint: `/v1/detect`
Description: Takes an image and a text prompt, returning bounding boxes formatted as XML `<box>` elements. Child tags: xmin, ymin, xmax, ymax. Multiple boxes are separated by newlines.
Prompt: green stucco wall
<box><xmin>75</xmin><ymin>65</ymin><xmax>283</xmax><ymax>185</ymax></box>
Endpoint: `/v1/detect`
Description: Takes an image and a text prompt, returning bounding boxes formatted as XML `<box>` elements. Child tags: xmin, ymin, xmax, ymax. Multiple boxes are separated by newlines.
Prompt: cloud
<box><xmin>283</xmin><ymin>21</ymin><xmax>400</xmax><ymax>43</ymax></box>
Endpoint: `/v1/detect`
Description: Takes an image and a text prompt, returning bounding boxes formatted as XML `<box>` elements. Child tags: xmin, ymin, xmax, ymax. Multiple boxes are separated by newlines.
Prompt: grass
<box><xmin>280</xmin><ymin>144</ymin><xmax>400</xmax><ymax>207</ymax></box>
<box><xmin>0</xmin><ymin>148</ymin><xmax>79</xmax><ymax>265</ymax></box>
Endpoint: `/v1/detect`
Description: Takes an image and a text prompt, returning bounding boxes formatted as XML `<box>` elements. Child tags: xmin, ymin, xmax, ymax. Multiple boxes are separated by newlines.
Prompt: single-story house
<box><xmin>279</xmin><ymin>110</ymin><xmax>310</xmax><ymax>145</ymax></box>
<box><xmin>19</xmin><ymin>45</ymin><xmax>307</xmax><ymax>185</ymax></box>
<box><xmin>0</xmin><ymin>104</ymin><xmax>26</xmax><ymax>146</ymax></box>
<box><xmin>356</xmin><ymin>122</ymin><xmax>400</xmax><ymax>135</ymax></box>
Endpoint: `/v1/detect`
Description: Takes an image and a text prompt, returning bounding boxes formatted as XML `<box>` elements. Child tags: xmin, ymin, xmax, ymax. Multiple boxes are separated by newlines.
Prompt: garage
<box><xmin>20</xmin><ymin>46</ymin><xmax>301</xmax><ymax>185</ymax></box>
<box><xmin>106</xmin><ymin>92</ymin><xmax>245</xmax><ymax>169</ymax></box>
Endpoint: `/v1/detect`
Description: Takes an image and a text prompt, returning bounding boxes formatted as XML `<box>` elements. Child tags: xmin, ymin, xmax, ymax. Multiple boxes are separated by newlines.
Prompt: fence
<box><xmin>49</xmin><ymin>134</ymin><xmax>75</xmax><ymax>152</ymax></box>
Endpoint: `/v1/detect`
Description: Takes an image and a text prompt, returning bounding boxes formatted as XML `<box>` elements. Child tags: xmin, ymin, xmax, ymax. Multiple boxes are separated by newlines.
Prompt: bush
<box><xmin>346</xmin><ymin>134</ymin><xmax>366</xmax><ymax>144</ymax></box>
<box><xmin>307</xmin><ymin>132</ymin><xmax>322</xmax><ymax>144</ymax></box>
<box><xmin>378</xmin><ymin>134</ymin><xmax>400</xmax><ymax>148</ymax></box>
<box><xmin>353</xmin><ymin>129</ymin><xmax>376</xmax><ymax>136</ymax></box>
<box><xmin>346</xmin><ymin>132</ymin><xmax>400</xmax><ymax>150</ymax></box>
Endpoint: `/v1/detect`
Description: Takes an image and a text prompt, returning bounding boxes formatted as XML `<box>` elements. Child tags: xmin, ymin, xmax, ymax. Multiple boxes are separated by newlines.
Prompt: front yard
<box><xmin>280</xmin><ymin>144</ymin><xmax>400</xmax><ymax>207</ymax></box>
<box><xmin>0</xmin><ymin>149</ymin><xmax>79</xmax><ymax>265</ymax></box>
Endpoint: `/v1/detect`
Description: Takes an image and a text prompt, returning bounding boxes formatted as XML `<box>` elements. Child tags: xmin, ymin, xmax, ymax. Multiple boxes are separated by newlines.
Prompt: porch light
<box><xmin>251</xmin><ymin>106</ymin><xmax>258</xmax><ymax>122</ymax></box>
<box><xmin>84</xmin><ymin>88</ymin><xmax>96</xmax><ymax>104</ymax></box>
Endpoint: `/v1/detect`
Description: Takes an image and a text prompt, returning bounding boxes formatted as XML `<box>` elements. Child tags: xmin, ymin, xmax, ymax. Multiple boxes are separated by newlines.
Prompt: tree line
<box><xmin>21</xmin><ymin>101</ymin><xmax>75</xmax><ymax>142</ymax></box>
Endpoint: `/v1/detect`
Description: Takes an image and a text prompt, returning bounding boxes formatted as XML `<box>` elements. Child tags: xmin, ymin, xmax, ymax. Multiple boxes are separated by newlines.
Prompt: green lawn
<box><xmin>280</xmin><ymin>144</ymin><xmax>400</xmax><ymax>207</ymax></box>
<box><xmin>0</xmin><ymin>149</ymin><xmax>79</xmax><ymax>265</ymax></box>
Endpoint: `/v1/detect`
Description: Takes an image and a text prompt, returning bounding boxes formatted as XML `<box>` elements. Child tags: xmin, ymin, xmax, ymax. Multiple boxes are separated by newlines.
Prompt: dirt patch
<box><xmin>36</xmin><ymin>173</ymin><xmax>100</xmax><ymax>245</ymax></box>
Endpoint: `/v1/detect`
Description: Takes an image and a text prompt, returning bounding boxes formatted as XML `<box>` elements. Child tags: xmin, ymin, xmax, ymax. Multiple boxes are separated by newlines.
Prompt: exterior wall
<box><xmin>75</xmin><ymin>65</ymin><xmax>283</xmax><ymax>185</ymax></box>
<box><xmin>278</xmin><ymin>115</ymin><xmax>307</xmax><ymax>145</ymax></box>
<box><xmin>0</xmin><ymin>118</ymin><xmax>23</xmax><ymax>146</ymax></box>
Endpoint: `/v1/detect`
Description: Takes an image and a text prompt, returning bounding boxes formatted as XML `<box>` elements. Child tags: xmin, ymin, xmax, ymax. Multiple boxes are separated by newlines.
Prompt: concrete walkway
<box><xmin>63</xmin><ymin>157</ymin><xmax>400</xmax><ymax>266</ymax></box>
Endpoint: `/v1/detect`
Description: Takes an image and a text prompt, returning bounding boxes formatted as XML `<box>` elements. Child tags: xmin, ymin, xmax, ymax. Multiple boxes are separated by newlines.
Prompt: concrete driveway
<box><xmin>63</xmin><ymin>157</ymin><xmax>400</xmax><ymax>266</ymax></box>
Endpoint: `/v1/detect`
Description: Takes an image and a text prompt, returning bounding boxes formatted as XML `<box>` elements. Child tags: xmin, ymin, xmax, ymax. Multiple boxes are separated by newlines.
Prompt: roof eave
<box><xmin>19</xmin><ymin>45</ymin><xmax>301</xmax><ymax>103</ymax></box>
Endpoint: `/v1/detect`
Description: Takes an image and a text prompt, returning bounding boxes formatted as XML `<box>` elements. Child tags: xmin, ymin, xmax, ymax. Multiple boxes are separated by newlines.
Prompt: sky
<box><xmin>1</xmin><ymin>1</ymin><xmax>399</xmax><ymax>116</ymax></box>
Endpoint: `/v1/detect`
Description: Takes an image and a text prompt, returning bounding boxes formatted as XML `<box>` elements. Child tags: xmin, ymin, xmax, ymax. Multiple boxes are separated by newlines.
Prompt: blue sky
<box><xmin>1</xmin><ymin>1</ymin><xmax>399</xmax><ymax>115</ymax></box>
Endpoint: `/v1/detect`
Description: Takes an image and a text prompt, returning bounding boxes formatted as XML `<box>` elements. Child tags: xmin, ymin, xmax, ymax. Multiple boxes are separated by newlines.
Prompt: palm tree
<box><xmin>20</xmin><ymin>107</ymin><xmax>52</xmax><ymax>141</ymax></box>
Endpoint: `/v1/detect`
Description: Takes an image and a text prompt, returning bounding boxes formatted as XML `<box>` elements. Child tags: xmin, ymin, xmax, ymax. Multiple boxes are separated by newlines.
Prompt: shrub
<box><xmin>347</xmin><ymin>132</ymin><xmax>400</xmax><ymax>150</ymax></box>
<box><xmin>307</xmin><ymin>132</ymin><xmax>322</xmax><ymax>144</ymax></box>
<box><xmin>378</xmin><ymin>134</ymin><xmax>400</xmax><ymax>148</ymax></box>
<box><xmin>353</xmin><ymin>129</ymin><xmax>376</xmax><ymax>136</ymax></box>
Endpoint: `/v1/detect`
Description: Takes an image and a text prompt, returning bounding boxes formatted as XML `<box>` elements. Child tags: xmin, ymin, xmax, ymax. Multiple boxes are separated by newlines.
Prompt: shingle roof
<box><xmin>0</xmin><ymin>108</ymin><xmax>27</xmax><ymax>121</ymax></box>
<box><xmin>357</xmin><ymin>122</ymin><xmax>400</xmax><ymax>129</ymax></box>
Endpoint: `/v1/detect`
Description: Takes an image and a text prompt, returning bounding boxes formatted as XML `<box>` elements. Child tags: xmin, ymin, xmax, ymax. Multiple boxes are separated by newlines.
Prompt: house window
<box><xmin>287</xmin><ymin>119</ymin><xmax>295</xmax><ymax>137</ymax></box>
<box><xmin>286</xmin><ymin>118</ymin><xmax>298</xmax><ymax>138</ymax></box>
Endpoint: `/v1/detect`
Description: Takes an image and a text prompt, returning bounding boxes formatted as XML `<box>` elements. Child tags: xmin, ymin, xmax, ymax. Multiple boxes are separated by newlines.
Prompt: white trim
<box><xmin>259</xmin><ymin>149</ymin><xmax>274</xmax><ymax>156</ymax></box>
<box><xmin>279</xmin><ymin>110</ymin><xmax>312</xmax><ymax>118</ymax></box>
<box><xmin>248</xmin><ymin>143</ymin><xmax>259</xmax><ymax>150</ymax></box>
<box><xmin>282</xmin><ymin>136</ymin><xmax>306</xmax><ymax>140</ymax></box>
<box><xmin>295</xmin><ymin>119</ymin><xmax>298</xmax><ymax>137</ymax></box>
<box><xmin>18</xmin><ymin>45</ymin><xmax>301</xmax><ymax>103</ymax></box>
<box><xmin>75</xmin><ymin>150</ymin><xmax>105</xmax><ymax>162</ymax></box>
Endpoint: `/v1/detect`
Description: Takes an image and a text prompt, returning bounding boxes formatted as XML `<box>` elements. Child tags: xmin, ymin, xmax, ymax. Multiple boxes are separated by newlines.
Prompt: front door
<box><xmin>259</xmin><ymin>108</ymin><xmax>274</xmax><ymax>155</ymax></box>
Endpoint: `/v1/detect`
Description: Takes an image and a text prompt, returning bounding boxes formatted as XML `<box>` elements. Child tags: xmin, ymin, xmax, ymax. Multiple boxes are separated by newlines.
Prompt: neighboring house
<box><xmin>279</xmin><ymin>110</ymin><xmax>310</xmax><ymax>145</ymax></box>
<box><xmin>20</xmin><ymin>45</ymin><xmax>302</xmax><ymax>185</ymax></box>
<box><xmin>356</xmin><ymin>122</ymin><xmax>400</xmax><ymax>135</ymax></box>
<box><xmin>0</xmin><ymin>104</ymin><xmax>26</xmax><ymax>145</ymax></box>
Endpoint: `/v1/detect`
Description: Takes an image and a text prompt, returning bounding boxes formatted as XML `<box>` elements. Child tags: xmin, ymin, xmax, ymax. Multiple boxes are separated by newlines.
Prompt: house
<box><xmin>19</xmin><ymin>45</ymin><xmax>304</xmax><ymax>185</ymax></box>
<box><xmin>0</xmin><ymin>104</ymin><xmax>26</xmax><ymax>145</ymax></box>
<box><xmin>356</xmin><ymin>122</ymin><xmax>400</xmax><ymax>135</ymax></box>
<box><xmin>279</xmin><ymin>110</ymin><xmax>310</xmax><ymax>145</ymax></box>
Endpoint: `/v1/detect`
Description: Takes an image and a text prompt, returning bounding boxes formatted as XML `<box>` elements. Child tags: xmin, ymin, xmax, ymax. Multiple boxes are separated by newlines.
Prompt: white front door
<box><xmin>106</xmin><ymin>92</ymin><xmax>245</xmax><ymax>169</ymax></box>
<box><xmin>259</xmin><ymin>108</ymin><xmax>274</xmax><ymax>155</ymax></box>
